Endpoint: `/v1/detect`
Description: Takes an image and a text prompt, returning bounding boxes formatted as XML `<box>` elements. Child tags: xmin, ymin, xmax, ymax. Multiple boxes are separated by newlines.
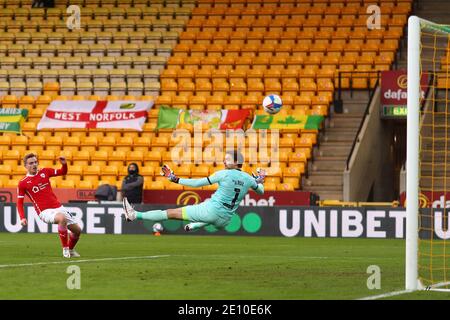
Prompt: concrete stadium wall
<box><xmin>343</xmin><ymin>88</ymin><xmax>395</xmax><ymax>202</ymax></box>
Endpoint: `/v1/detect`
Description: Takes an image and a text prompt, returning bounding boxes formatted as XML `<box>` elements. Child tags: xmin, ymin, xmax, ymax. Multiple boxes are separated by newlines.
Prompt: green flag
<box><xmin>156</xmin><ymin>106</ymin><xmax>180</xmax><ymax>129</ymax></box>
<box><xmin>304</xmin><ymin>115</ymin><xmax>324</xmax><ymax>130</ymax></box>
<box><xmin>156</xmin><ymin>107</ymin><xmax>250</xmax><ymax>130</ymax></box>
<box><xmin>0</xmin><ymin>108</ymin><xmax>28</xmax><ymax>134</ymax></box>
<box><xmin>252</xmin><ymin>114</ymin><xmax>323</xmax><ymax>130</ymax></box>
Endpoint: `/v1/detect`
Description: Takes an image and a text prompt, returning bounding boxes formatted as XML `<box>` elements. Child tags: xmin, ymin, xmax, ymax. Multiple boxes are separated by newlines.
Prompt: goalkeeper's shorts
<box><xmin>181</xmin><ymin>201</ymin><xmax>231</xmax><ymax>228</ymax></box>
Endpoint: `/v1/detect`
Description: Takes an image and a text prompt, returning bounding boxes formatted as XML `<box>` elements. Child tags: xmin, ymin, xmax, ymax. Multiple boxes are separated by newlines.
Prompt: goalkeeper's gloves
<box><xmin>252</xmin><ymin>168</ymin><xmax>266</xmax><ymax>184</ymax></box>
<box><xmin>160</xmin><ymin>164</ymin><xmax>180</xmax><ymax>183</ymax></box>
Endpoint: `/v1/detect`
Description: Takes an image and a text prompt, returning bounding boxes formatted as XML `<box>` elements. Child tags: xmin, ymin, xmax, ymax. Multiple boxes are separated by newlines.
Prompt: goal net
<box><xmin>407</xmin><ymin>16</ymin><xmax>450</xmax><ymax>291</ymax></box>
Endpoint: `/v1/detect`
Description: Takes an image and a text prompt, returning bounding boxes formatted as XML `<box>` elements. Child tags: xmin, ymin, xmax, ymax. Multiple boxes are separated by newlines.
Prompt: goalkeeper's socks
<box><xmin>136</xmin><ymin>210</ymin><xmax>168</xmax><ymax>221</ymax></box>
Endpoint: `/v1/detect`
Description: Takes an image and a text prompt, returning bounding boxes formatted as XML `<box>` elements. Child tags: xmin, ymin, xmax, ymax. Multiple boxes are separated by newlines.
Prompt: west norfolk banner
<box><xmin>0</xmin><ymin>108</ymin><xmax>28</xmax><ymax>134</ymax></box>
<box><xmin>1</xmin><ymin>204</ymin><xmax>448</xmax><ymax>240</ymax></box>
<box><xmin>157</xmin><ymin>106</ymin><xmax>250</xmax><ymax>130</ymax></box>
<box><xmin>37</xmin><ymin>100</ymin><xmax>153</xmax><ymax>131</ymax></box>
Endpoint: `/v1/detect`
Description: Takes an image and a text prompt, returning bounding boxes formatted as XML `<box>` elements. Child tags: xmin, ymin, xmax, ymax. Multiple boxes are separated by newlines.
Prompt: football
<box><xmin>262</xmin><ymin>94</ymin><xmax>283</xmax><ymax>114</ymax></box>
<box><xmin>152</xmin><ymin>223</ymin><xmax>164</xmax><ymax>233</ymax></box>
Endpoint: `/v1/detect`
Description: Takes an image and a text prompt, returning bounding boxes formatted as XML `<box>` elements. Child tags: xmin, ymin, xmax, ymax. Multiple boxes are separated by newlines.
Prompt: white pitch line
<box><xmin>0</xmin><ymin>255</ymin><xmax>170</xmax><ymax>269</ymax></box>
<box><xmin>357</xmin><ymin>290</ymin><xmax>413</xmax><ymax>300</ymax></box>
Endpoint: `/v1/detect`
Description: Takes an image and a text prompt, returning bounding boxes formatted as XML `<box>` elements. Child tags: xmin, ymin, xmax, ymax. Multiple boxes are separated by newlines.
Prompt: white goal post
<box><xmin>406</xmin><ymin>16</ymin><xmax>450</xmax><ymax>291</ymax></box>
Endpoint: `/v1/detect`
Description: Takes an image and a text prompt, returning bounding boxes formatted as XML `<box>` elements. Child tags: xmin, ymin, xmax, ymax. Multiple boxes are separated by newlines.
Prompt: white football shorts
<box><xmin>39</xmin><ymin>206</ymin><xmax>77</xmax><ymax>225</ymax></box>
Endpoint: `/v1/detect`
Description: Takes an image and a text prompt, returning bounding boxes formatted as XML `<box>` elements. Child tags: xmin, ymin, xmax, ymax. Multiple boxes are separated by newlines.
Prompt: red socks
<box><xmin>58</xmin><ymin>225</ymin><xmax>68</xmax><ymax>248</ymax></box>
<box><xmin>68</xmin><ymin>233</ymin><xmax>79</xmax><ymax>250</ymax></box>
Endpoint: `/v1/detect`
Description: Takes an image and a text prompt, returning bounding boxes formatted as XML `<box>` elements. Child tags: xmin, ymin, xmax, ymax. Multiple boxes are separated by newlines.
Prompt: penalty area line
<box><xmin>357</xmin><ymin>289</ymin><xmax>413</xmax><ymax>300</ymax></box>
<box><xmin>0</xmin><ymin>255</ymin><xmax>171</xmax><ymax>269</ymax></box>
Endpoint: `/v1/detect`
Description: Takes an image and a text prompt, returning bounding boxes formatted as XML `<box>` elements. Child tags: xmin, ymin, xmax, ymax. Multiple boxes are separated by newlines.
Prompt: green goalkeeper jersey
<box><xmin>178</xmin><ymin>168</ymin><xmax>264</xmax><ymax>215</ymax></box>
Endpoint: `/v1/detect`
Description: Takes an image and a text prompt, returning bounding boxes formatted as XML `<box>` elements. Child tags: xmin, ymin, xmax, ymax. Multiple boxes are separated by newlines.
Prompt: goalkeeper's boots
<box><xmin>123</xmin><ymin>197</ymin><xmax>137</xmax><ymax>222</ymax></box>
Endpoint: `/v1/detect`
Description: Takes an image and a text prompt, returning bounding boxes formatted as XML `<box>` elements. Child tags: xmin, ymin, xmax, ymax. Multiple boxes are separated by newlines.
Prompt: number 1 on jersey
<box><xmin>223</xmin><ymin>188</ymin><xmax>240</xmax><ymax>209</ymax></box>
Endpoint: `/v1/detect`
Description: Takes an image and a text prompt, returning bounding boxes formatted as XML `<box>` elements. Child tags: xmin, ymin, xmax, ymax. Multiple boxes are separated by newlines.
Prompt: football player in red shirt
<box><xmin>17</xmin><ymin>153</ymin><xmax>81</xmax><ymax>258</ymax></box>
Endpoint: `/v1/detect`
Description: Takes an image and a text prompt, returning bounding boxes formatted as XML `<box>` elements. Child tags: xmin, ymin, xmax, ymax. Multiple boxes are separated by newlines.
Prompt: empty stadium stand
<box><xmin>0</xmin><ymin>0</ymin><xmax>414</xmax><ymax>198</ymax></box>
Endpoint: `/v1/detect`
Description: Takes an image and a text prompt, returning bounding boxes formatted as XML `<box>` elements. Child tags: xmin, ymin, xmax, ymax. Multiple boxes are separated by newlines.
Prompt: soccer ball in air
<box><xmin>152</xmin><ymin>223</ymin><xmax>164</xmax><ymax>233</ymax></box>
<box><xmin>262</xmin><ymin>94</ymin><xmax>283</xmax><ymax>114</ymax></box>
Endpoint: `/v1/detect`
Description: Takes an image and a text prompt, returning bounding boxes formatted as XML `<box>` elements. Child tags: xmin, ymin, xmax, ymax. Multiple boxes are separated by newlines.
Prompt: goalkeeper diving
<box><xmin>122</xmin><ymin>150</ymin><xmax>265</xmax><ymax>231</ymax></box>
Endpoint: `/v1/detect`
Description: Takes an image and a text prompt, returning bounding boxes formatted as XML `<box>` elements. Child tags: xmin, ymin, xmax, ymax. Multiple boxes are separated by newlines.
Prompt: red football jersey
<box><xmin>17</xmin><ymin>165</ymin><xmax>67</xmax><ymax>215</ymax></box>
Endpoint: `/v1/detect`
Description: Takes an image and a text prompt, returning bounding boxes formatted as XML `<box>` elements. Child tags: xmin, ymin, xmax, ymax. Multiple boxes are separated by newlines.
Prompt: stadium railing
<box><xmin>318</xmin><ymin>200</ymin><xmax>401</xmax><ymax>208</ymax></box>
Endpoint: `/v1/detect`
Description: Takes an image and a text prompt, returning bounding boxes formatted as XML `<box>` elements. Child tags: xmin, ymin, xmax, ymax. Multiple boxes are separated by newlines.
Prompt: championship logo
<box><xmin>397</xmin><ymin>74</ymin><xmax>408</xmax><ymax>89</ymax></box>
<box><xmin>176</xmin><ymin>191</ymin><xmax>201</xmax><ymax>205</ymax></box>
<box><xmin>419</xmin><ymin>193</ymin><xmax>430</xmax><ymax>208</ymax></box>
<box><xmin>402</xmin><ymin>193</ymin><xmax>430</xmax><ymax>208</ymax></box>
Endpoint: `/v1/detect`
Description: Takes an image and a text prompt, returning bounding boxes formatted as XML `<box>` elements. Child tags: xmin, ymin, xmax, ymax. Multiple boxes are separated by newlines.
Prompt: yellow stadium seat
<box><xmin>67</xmin><ymin>165</ymin><xmax>83</xmax><ymax>175</ymax></box>
<box><xmin>77</xmin><ymin>180</ymin><xmax>93</xmax><ymax>189</ymax></box>
<box><xmin>2</xmin><ymin>95</ymin><xmax>18</xmax><ymax>108</ymax></box>
<box><xmin>58</xmin><ymin>180</ymin><xmax>75</xmax><ymax>189</ymax></box>
<box><xmin>145</xmin><ymin>180</ymin><xmax>165</xmax><ymax>190</ymax></box>
<box><xmin>73</xmin><ymin>150</ymin><xmax>90</xmax><ymax>162</ymax></box>
<box><xmin>173</xmin><ymin>164</ymin><xmax>190</xmax><ymax>178</ymax></box>
<box><xmin>263</xmin><ymin>182</ymin><xmax>277</xmax><ymax>191</ymax></box>
<box><xmin>7</xmin><ymin>178</ymin><xmax>22</xmax><ymax>188</ymax></box>
<box><xmin>0</xmin><ymin>165</ymin><xmax>12</xmax><ymax>175</ymax></box>
<box><xmin>12</xmin><ymin>165</ymin><xmax>26</xmax><ymax>176</ymax></box>
<box><xmin>12</xmin><ymin>135</ymin><xmax>29</xmax><ymax>151</ymax></box>
<box><xmin>289</xmin><ymin>151</ymin><xmax>307</xmax><ymax>164</ymax></box>
<box><xmin>277</xmin><ymin>183</ymin><xmax>295</xmax><ymax>191</ymax></box>
<box><xmin>57</xmin><ymin>149</ymin><xmax>73</xmax><ymax>162</ymax></box>
<box><xmin>109</xmin><ymin>150</ymin><xmax>126</xmax><ymax>163</ymax></box>
<box><xmin>266</xmin><ymin>176</ymin><xmax>281</xmax><ymax>184</ymax></box>
<box><xmin>152</xmin><ymin>135</ymin><xmax>170</xmax><ymax>147</ymax></box>
<box><xmin>140</xmin><ymin>166</ymin><xmax>155</xmax><ymax>177</ymax></box>
<box><xmin>0</xmin><ymin>135</ymin><xmax>12</xmax><ymax>147</ymax></box>
<box><xmin>191</xmin><ymin>166</ymin><xmax>209</xmax><ymax>177</ymax></box>
<box><xmin>3</xmin><ymin>149</ymin><xmax>21</xmax><ymax>161</ymax></box>
<box><xmin>37</xmin><ymin>160</ymin><xmax>53</xmax><ymax>168</ymax></box>
<box><xmin>126</xmin><ymin>150</ymin><xmax>144</xmax><ymax>163</ymax></box>
<box><xmin>22</xmin><ymin>122</ymin><xmax>37</xmax><ymax>136</ymax></box>
<box><xmin>283</xmin><ymin>177</ymin><xmax>300</xmax><ymax>189</ymax></box>
<box><xmin>0</xmin><ymin>177</ymin><xmax>5</xmax><ymax>188</ymax></box>
<box><xmin>98</xmin><ymin>177</ymin><xmax>119</xmax><ymax>187</ymax></box>
<box><xmin>39</xmin><ymin>149</ymin><xmax>55</xmax><ymax>161</ymax></box>
<box><xmin>83</xmin><ymin>175</ymin><xmax>99</xmax><ymax>186</ymax></box>
<box><xmin>84</xmin><ymin>165</ymin><xmax>102</xmax><ymax>176</ymax></box>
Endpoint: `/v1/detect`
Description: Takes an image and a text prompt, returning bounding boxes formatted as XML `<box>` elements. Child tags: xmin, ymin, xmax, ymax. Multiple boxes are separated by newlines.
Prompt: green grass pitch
<box><xmin>0</xmin><ymin>232</ymin><xmax>449</xmax><ymax>300</ymax></box>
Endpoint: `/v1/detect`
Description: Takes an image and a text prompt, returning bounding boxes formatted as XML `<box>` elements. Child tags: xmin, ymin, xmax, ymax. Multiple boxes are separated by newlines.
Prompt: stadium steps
<box><xmin>310</xmin><ymin>159</ymin><xmax>346</xmax><ymax>172</ymax></box>
<box><xmin>316</xmin><ymin>144</ymin><xmax>352</xmax><ymax>158</ymax></box>
<box><xmin>302</xmin><ymin>185</ymin><xmax>343</xmax><ymax>193</ymax></box>
<box><xmin>302</xmin><ymin>91</ymin><xmax>369</xmax><ymax>201</ymax></box>
<box><xmin>304</xmin><ymin>172</ymin><xmax>342</xmax><ymax>187</ymax></box>
<box><xmin>322</xmin><ymin>132</ymin><xmax>355</xmax><ymax>143</ymax></box>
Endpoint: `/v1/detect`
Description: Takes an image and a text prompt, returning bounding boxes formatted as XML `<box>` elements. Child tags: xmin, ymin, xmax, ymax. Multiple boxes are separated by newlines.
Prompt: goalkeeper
<box><xmin>122</xmin><ymin>150</ymin><xmax>265</xmax><ymax>231</ymax></box>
